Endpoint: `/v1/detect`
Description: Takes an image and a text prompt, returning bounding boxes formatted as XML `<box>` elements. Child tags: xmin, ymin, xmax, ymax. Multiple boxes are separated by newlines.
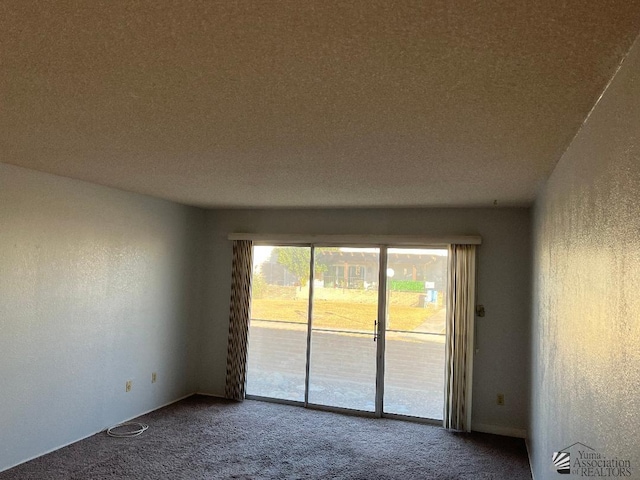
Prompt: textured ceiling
<box><xmin>2</xmin><ymin>1</ymin><xmax>640</xmax><ymax>208</ymax></box>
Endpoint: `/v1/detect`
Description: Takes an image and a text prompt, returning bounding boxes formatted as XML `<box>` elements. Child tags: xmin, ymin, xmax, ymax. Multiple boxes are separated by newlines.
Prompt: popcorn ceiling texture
<box><xmin>2</xmin><ymin>1</ymin><xmax>640</xmax><ymax>208</ymax></box>
<box><xmin>530</xmin><ymin>33</ymin><xmax>640</xmax><ymax>479</ymax></box>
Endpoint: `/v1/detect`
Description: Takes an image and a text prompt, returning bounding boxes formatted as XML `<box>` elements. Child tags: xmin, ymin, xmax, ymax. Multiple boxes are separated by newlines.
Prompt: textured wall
<box><xmin>0</xmin><ymin>164</ymin><xmax>204</xmax><ymax>472</ymax></box>
<box><xmin>530</xmin><ymin>38</ymin><xmax>640</xmax><ymax>478</ymax></box>
<box><xmin>199</xmin><ymin>208</ymin><xmax>531</xmax><ymax>436</ymax></box>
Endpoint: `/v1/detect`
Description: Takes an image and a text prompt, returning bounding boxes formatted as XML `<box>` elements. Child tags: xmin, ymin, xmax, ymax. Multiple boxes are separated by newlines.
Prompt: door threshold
<box><xmin>245</xmin><ymin>395</ymin><xmax>443</xmax><ymax>426</ymax></box>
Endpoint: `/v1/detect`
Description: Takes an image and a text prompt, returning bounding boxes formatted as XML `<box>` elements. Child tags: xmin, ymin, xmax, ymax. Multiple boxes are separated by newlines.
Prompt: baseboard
<box><xmin>194</xmin><ymin>391</ymin><xmax>227</xmax><ymax>398</ymax></box>
<box><xmin>472</xmin><ymin>423</ymin><xmax>527</xmax><ymax>438</ymax></box>
<box><xmin>0</xmin><ymin>392</ymin><xmax>196</xmax><ymax>474</ymax></box>
<box><xmin>104</xmin><ymin>392</ymin><xmax>197</xmax><ymax>430</ymax></box>
<box><xmin>525</xmin><ymin>437</ymin><xmax>535</xmax><ymax>480</ymax></box>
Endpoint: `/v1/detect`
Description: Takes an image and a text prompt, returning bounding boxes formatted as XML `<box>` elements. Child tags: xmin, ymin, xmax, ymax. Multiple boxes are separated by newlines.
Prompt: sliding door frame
<box><xmin>303</xmin><ymin>245</ymin><xmax>315</xmax><ymax>407</ymax></box>
<box><xmin>245</xmin><ymin>239</ymin><xmax>467</xmax><ymax>425</ymax></box>
<box><xmin>304</xmin><ymin>243</ymin><xmax>381</xmax><ymax>414</ymax></box>
<box><xmin>374</xmin><ymin>247</ymin><xmax>388</xmax><ymax>417</ymax></box>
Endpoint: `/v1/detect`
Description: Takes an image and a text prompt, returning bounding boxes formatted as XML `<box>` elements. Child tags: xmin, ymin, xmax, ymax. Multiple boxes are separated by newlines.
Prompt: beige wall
<box><xmin>530</xmin><ymin>37</ymin><xmax>640</xmax><ymax>477</ymax></box>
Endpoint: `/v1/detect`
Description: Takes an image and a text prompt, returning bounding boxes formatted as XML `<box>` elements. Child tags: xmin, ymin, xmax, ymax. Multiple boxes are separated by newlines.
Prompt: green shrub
<box><xmin>388</xmin><ymin>280</ymin><xmax>424</xmax><ymax>292</ymax></box>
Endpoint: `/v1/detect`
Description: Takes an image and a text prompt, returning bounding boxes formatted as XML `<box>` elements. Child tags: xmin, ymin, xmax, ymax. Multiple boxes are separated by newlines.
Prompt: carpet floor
<box><xmin>1</xmin><ymin>395</ymin><xmax>532</xmax><ymax>479</ymax></box>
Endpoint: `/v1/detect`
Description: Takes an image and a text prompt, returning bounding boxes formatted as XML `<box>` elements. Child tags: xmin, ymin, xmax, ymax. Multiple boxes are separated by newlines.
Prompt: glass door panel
<box><xmin>308</xmin><ymin>247</ymin><xmax>380</xmax><ymax>411</ymax></box>
<box><xmin>383</xmin><ymin>248</ymin><xmax>448</xmax><ymax>419</ymax></box>
<box><xmin>246</xmin><ymin>244</ymin><xmax>449</xmax><ymax>421</ymax></box>
<box><xmin>246</xmin><ymin>246</ymin><xmax>310</xmax><ymax>402</ymax></box>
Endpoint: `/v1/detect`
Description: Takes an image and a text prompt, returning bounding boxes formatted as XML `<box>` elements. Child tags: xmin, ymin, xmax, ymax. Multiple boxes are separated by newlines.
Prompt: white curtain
<box><xmin>444</xmin><ymin>244</ymin><xmax>477</xmax><ymax>431</ymax></box>
<box><xmin>224</xmin><ymin>240</ymin><xmax>253</xmax><ymax>401</ymax></box>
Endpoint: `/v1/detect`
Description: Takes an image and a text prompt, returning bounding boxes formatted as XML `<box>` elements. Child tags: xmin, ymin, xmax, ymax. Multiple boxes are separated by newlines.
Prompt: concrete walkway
<box><xmin>246</xmin><ymin>323</ymin><xmax>445</xmax><ymax>420</ymax></box>
<box><xmin>413</xmin><ymin>306</ymin><xmax>446</xmax><ymax>334</ymax></box>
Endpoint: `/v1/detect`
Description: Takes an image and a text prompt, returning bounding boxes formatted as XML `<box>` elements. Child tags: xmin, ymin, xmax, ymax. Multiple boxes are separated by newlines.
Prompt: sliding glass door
<box><xmin>245</xmin><ymin>246</ymin><xmax>310</xmax><ymax>402</ymax></box>
<box><xmin>246</xmin><ymin>244</ymin><xmax>447</xmax><ymax>421</ymax></box>
<box><xmin>308</xmin><ymin>247</ymin><xmax>379</xmax><ymax>411</ymax></box>
<box><xmin>383</xmin><ymin>248</ymin><xmax>447</xmax><ymax>419</ymax></box>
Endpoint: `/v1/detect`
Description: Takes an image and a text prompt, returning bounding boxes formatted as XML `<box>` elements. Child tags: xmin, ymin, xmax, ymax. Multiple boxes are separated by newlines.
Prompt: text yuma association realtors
<box><xmin>572</xmin><ymin>450</ymin><xmax>632</xmax><ymax>477</ymax></box>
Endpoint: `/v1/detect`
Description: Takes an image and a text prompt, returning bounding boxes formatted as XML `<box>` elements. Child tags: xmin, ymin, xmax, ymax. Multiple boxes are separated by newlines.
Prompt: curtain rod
<box><xmin>227</xmin><ymin>233</ymin><xmax>482</xmax><ymax>246</ymax></box>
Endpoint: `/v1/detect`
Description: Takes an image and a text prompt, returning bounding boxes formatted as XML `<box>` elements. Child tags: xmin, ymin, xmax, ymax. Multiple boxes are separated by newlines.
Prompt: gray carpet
<box><xmin>1</xmin><ymin>395</ymin><xmax>532</xmax><ymax>479</ymax></box>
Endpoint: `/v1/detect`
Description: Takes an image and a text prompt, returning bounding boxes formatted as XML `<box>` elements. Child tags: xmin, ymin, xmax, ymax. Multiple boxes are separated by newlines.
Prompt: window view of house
<box><xmin>246</xmin><ymin>244</ymin><xmax>448</xmax><ymax>420</ymax></box>
<box><xmin>245</xmin><ymin>246</ymin><xmax>310</xmax><ymax>402</ymax></box>
<box><xmin>384</xmin><ymin>248</ymin><xmax>448</xmax><ymax>419</ymax></box>
<box><xmin>308</xmin><ymin>247</ymin><xmax>380</xmax><ymax>411</ymax></box>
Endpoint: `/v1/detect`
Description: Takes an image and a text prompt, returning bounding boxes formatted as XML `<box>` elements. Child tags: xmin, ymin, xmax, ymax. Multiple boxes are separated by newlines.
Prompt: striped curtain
<box><xmin>224</xmin><ymin>240</ymin><xmax>254</xmax><ymax>401</ymax></box>
<box><xmin>444</xmin><ymin>244</ymin><xmax>477</xmax><ymax>431</ymax></box>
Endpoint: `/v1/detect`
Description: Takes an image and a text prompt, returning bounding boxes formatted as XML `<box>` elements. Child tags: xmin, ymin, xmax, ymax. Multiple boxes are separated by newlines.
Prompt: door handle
<box><xmin>373</xmin><ymin>319</ymin><xmax>378</xmax><ymax>342</ymax></box>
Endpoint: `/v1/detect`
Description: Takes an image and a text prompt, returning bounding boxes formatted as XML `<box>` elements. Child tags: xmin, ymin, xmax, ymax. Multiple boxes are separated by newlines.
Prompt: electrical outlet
<box><xmin>152</xmin><ymin>372</ymin><xmax>157</xmax><ymax>383</ymax></box>
<box><xmin>496</xmin><ymin>393</ymin><xmax>505</xmax><ymax>406</ymax></box>
<box><xmin>126</xmin><ymin>380</ymin><xmax>132</xmax><ymax>392</ymax></box>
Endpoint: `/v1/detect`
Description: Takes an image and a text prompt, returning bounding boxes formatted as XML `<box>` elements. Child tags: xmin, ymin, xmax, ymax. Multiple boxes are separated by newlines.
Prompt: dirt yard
<box><xmin>251</xmin><ymin>285</ymin><xmax>444</xmax><ymax>332</ymax></box>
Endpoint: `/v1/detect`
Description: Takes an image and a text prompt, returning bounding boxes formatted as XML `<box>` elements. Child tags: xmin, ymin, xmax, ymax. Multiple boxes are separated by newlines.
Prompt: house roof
<box><xmin>2</xmin><ymin>1</ymin><xmax>640</xmax><ymax>208</ymax></box>
<box><xmin>316</xmin><ymin>250</ymin><xmax>441</xmax><ymax>264</ymax></box>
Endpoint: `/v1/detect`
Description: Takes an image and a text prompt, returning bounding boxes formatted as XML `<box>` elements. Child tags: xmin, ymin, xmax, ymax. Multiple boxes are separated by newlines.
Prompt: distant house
<box><xmin>258</xmin><ymin>249</ymin><xmax>446</xmax><ymax>293</ymax></box>
<box><xmin>316</xmin><ymin>250</ymin><xmax>447</xmax><ymax>293</ymax></box>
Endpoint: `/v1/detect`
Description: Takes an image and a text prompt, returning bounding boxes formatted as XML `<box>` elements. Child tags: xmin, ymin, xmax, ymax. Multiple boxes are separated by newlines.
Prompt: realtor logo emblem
<box><xmin>553</xmin><ymin>451</ymin><xmax>571</xmax><ymax>474</ymax></box>
<box><xmin>552</xmin><ymin>442</ymin><xmax>633</xmax><ymax>477</ymax></box>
